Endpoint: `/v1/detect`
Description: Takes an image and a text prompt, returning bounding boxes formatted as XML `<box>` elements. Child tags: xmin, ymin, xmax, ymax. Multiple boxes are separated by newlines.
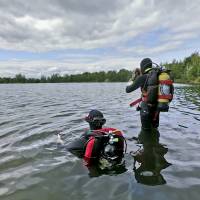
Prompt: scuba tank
<box><xmin>157</xmin><ymin>68</ymin><xmax>173</xmax><ymax>112</ymax></box>
<box><xmin>142</xmin><ymin>64</ymin><xmax>173</xmax><ymax>112</ymax></box>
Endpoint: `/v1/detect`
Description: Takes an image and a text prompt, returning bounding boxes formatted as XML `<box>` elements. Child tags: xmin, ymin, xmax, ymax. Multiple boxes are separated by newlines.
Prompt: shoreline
<box><xmin>0</xmin><ymin>81</ymin><xmax>200</xmax><ymax>85</ymax></box>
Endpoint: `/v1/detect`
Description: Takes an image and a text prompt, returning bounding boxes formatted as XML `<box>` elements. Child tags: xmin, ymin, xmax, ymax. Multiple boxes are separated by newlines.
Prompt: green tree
<box><xmin>14</xmin><ymin>74</ymin><xmax>26</xmax><ymax>83</ymax></box>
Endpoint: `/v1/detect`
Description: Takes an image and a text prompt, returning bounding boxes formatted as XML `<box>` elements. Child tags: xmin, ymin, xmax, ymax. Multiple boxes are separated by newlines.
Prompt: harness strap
<box><xmin>84</xmin><ymin>136</ymin><xmax>95</xmax><ymax>166</ymax></box>
<box><xmin>159</xmin><ymin>80</ymin><xmax>173</xmax><ymax>84</ymax></box>
<box><xmin>158</xmin><ymin>94</ymin><xmax>173</xmax><ymax>100</ymax></box>
<box><xmin>153</xmin><ymin>111</ymin><xmax>159</xmax><ymax>121</ymax></box>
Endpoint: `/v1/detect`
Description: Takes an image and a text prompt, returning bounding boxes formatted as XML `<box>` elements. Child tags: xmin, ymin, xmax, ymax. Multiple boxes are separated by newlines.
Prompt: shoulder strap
<box><xmin>142</xmin><ymin>73</ymin><xmax>150</xmax><ymax>92</ymax></box>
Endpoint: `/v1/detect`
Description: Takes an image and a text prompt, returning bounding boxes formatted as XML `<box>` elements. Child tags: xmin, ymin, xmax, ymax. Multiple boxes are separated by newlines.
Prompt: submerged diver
<box><xmin>126</xmin><ymin>58</ymin><xmax>174</xmax><ymax>132</ymax></box>
<box><xmin>67</xmin><ymin>110</ymin><xmax>126</xmax><ymax>170</ymax></box>
<box><xmin>132</xmin><ymin>129</ymin><xmax>171</xmax><ymax>186</ymax></box>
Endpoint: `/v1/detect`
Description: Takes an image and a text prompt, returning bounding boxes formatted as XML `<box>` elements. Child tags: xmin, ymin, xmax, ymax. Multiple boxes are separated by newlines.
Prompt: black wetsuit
<box><xmin>126</xmin><ymin>74</ymin><xmax>148</xmax><ymax>93</ymax></box>
<box><xmin>126</xmin><ymin>74</ymin><xmax>159</xmax><ymax>131</ymax></box>
<box><xmin>67</xmin><ymin>130</ymin><xmax>91</xmax><ymax>157</ymax></box>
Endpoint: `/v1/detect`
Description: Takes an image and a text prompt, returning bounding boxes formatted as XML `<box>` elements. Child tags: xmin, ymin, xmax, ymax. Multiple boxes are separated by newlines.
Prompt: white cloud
<box><xmin>0</xmin><ymin>55</ymin><xmax>140</xmax><ymax>78</ymax></box>
<box><xmin>1</xmin><ymin>1</ymin><xmax>199</xmax><ymax>51</ymax></box>
<box><xmin>0</xmin><ymin>0</ymin><xmax>199</xmax><ymax>76</ymax></box>
<box><xmin>15</xmin><ymin>15</ymin><xmax>63</xmax><ymax>31</ymax></box>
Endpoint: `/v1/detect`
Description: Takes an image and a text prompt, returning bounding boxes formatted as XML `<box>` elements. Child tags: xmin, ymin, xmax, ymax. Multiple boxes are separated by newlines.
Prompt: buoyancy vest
<box><xmin>142</xmin><ymin>68</ymin><xmax>174</xmax><ymax>112</ymax></box>
<box><xmin>84</xmin><ymin>128</ymin><xmax>124</xmax><ymax>166</ymax></box>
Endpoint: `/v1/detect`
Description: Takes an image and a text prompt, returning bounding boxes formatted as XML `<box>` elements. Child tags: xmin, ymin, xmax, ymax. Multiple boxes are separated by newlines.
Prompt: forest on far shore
<box><xmin>0</xmin><ymin>52</ymin><xmax>200</xmax><ymax>84</ymax></box>
<box><xmin>163</xmin><ymin>52</ymin><xmax>200</xmax><ymax>83</ymax></box>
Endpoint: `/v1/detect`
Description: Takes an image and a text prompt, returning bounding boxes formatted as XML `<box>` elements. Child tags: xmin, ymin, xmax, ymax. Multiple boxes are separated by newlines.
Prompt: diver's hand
<box><xmin>57</xmin><ymin>133</ymin><xmax>64</xmax><ymax>145</ymax></box>
<box><xmin>126</xmin><ymin>80</ymin><xmax>133</xmax><ymax>86</ymax></box>
<box><xmin>135</xmin><ymin>68</ymin><xmax>141</xmax><ymax>76</ymax></box>
<box><xmin>127</xmin><ymin>68</ymin><xmax>141</xmax><ymax>85</ymax></box>
<box><xmin>131</xmin><ymin>68</ymin><xmax>141</xmax><ymax>80</ymax></box>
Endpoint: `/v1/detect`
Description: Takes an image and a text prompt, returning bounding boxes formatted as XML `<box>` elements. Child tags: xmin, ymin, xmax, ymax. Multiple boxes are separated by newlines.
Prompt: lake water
<box><xmin>0</xmin><ymin>83</ymin><xmax>200</xmax><ymax>200</ymax></box>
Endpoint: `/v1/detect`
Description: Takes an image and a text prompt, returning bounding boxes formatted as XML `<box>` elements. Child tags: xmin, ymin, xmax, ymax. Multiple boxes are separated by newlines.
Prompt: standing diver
<box><xmin>126</xmin><ymin>58</ymin><xmax>174</xmax><ymax>132</ymax></box>
<box><xmin>67</xmin><ymin>110</ymin><xmax>126</xmax><ymax>168</ymax></box>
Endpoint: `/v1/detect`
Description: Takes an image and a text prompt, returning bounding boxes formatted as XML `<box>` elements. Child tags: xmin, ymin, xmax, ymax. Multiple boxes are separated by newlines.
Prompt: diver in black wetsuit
<box><xmin>67</xmin><ymin>110</ymin><xmax>125</xmax><ymax>166</ymax></box>
<box><xmin>67</xmin><ymin>110</ymin><xmax>106</xmax><ymax>158</ymax></box>
<box><xmin>126</xmin><ymin>58</ymin><xmax>160</xmax><ymax>132</ymax></box>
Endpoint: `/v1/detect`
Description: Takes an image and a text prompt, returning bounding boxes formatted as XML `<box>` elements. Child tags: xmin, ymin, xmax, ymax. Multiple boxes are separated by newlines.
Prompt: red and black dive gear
<box><xmin>84</xmin><ymin>128</ymin><xmax>125</xmax><ymax>166</ymax></box>
<box><xmin>68</xmin><ymin>110</ymin><xmax>125</xmax><ymax>167</ymax></box>
<box><xmin>130</xmin><ymin>65</ymin><xmax>174</xmax><ymax>112</ymax></box>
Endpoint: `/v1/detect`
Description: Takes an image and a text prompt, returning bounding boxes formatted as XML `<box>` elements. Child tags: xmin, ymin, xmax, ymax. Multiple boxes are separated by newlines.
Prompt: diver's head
<box><xmin>85</xmin><ymin>110</ymin><xmax>106</xmax><ymax>130</ymax></box>
<box><xmin>140</xmin><ymin>58</ymin><xmax>152</xmax><ymax>74</ymax></box>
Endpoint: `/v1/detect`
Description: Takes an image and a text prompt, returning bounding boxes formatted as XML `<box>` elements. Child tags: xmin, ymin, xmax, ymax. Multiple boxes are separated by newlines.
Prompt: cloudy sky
<box><xmin>0</xmin><ymin>0</ymin><xmax>199</xmax><ymax>77</ymax></box>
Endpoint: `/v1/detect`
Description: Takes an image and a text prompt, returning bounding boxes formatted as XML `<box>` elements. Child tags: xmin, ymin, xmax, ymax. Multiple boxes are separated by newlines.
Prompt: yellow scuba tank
<box><xmin>157</xmin><ymin>71</ymin><xmax>173</xmax><ymax>112</ymax></box>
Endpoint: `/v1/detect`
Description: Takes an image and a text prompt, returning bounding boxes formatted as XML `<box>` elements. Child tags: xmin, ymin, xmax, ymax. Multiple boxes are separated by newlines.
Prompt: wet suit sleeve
<box><xmin>126</xmin><ymin>75</ymin><xmax>147</xmax><ymax>93</ymax></box>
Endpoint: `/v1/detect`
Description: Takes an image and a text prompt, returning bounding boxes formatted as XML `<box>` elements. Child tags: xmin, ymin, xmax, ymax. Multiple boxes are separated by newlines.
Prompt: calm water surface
<box><xmin>0</xmin><ymin>83</ymin><xmax>200</xmax><ymax>200</ymax></box>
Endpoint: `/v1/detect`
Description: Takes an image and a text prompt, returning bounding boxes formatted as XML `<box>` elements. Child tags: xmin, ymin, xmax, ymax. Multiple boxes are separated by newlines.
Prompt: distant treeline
<box><xmin>163</xmin><ymin>52</ymin><xmax>200</xmax><ymax>83</ymax></box>
<box><xmin>0</xmin><ymin>52</ymin><xmax>200</xmax><ymax>84</ymax></box>
<box><xmin>0</xmin><ymin>69</ymin><xmax>132</xmax><ymax>83</ymax></box>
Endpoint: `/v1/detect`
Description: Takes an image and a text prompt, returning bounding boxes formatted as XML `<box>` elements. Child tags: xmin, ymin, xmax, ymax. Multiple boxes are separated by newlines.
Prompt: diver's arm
<box><xmin>126</xmin><ymin>75</ymin><xmax>146</xmax><ymax>93</ymax></box>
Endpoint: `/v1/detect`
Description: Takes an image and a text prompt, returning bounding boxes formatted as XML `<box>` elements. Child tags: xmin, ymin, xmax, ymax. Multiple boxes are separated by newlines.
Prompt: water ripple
<box><xmin>0</xmin><ymin>83</ymin><xmax>200</xmax><ymax>200</ymax></box>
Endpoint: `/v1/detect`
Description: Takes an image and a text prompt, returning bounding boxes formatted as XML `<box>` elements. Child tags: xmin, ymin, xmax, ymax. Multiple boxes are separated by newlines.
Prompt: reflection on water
<box><xmin>132</xmin><ymin>129</ymin><xmax>171</xmax><ymax>186</ymax></box>
<box><xmin>87</xmin><ymin>160</ymin><xmax>127</xmax><ymax>178</ymax></box>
